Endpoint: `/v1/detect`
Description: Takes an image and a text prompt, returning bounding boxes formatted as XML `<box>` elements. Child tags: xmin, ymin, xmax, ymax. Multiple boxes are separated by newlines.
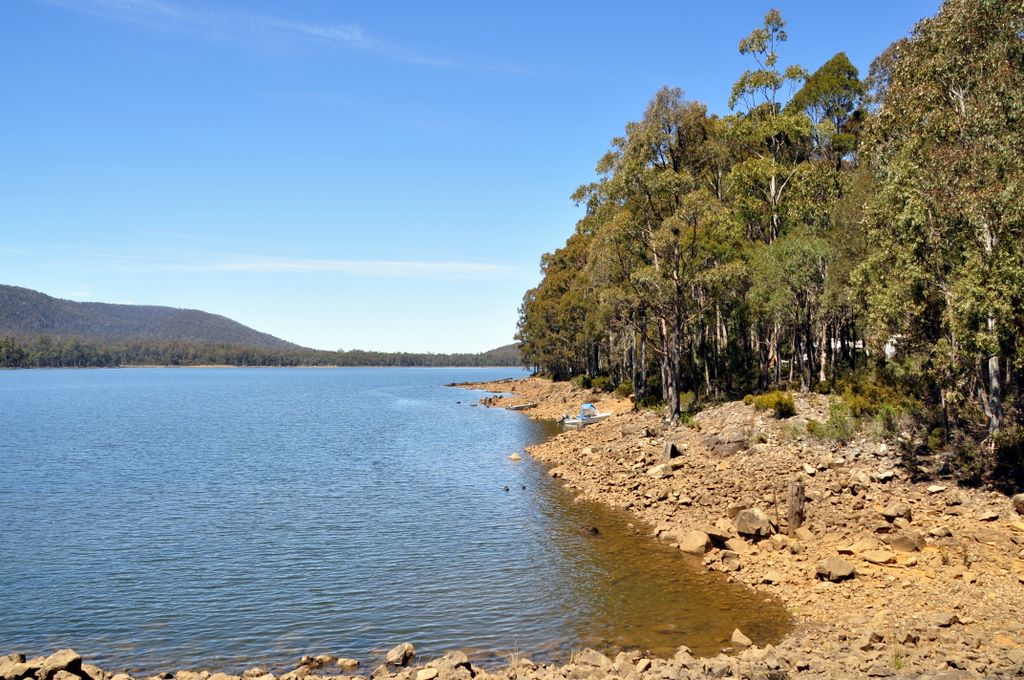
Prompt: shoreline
<box><xmin>6</xmin><ymin>376</ymin><xmax>1023</xmax><ymax>680</ymax></box>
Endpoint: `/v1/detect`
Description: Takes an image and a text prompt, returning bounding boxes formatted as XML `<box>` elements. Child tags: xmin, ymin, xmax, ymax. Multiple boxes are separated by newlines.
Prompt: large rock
<box><xmin>734</xmin><ymin>508</ymin><xmax>773</xmax><ymax>538</ymax></box>
<box><xmin>1013</xmin><ymin>493</ymin><xmax>1024</xmax><ymax>516</ymax></box>
<box><xmin>661</xmin><ymin>441</ymin><xmax>683</xmax><ymax>462</ymax></box>
<box><xmin>385</xmin><ymin>643</ymin><xmax>415</xmax><ymax>667</ymax></box>
<box><xmin>678</xmin><ymin>530</ymin><xmax>712</xmax><ymax>555</ymax></box>
<box><xmin>890</xmin><ymin>531</ymin><xmax>924</xmax><ymax>552</ymax></box>
<box><xmin>38</xmin><ymin>651</ymin><xmax>81</xmax><ymax>680</ymax></box>
<box><xmin>861</xmin><ymin>549</ymin><xmax>897</xmax><ymax>564</ymax></box>
<box><xmin>0</xmin><ymin>659</ymin><xmax>33</xmax><ymax>680</ymax></box>
<box><xmin>647</xmin><ymin>464</ymin><xmax>672</xmax><ymax>479</ymax></box>
<box><xmin>731</xmin><ymin>629</ymin><xmax>752</xmax><ymax>648</ymax></box>
<box><xmin>817</xmin><ymin>556</ymin><xmax>856</xmax><ymax>581</ymax></box>
<box><xmin>881</xmin><ymin>502</ymin><xmax>913</xmax><ymax>522</ymax></box>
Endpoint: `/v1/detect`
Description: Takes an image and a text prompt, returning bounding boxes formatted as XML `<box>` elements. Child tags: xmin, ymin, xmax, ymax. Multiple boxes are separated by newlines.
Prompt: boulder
<box><xmin>416</xmin><ymin>670</ymin><xmax>438</xmax><ymax>680</ymax></box>
<box><xmin>661</xmin><ymin>441</ymin><xmax>682</xmax><ymax>462</ymax></box>
<box><xmin>38</xmin><ymin>650</ymin><xmax>81</xmax><ymax>680</ymax></box>
<box><xmin>573</xmin><ymin>649</ymin><xmax>611</xmax><ymax>670</ymax></box>
<box><xmin>0</xmin><ymin>660</ymin><xmax>33</xmax><ymax>680</ymax></box>
<box><xmin>678</xmin><ymin>530</ymin><xmax>712</xmax><ymax>555</ymax></box>
<box><xmin>890</xmin><ymin>531</ymin><xmax>924</xmax><ymax>552</ymax></box>
<box><xmin>861</xmin><ymin>549</ymin><xmax>897</xmax><ymax>565</ymax></box>
<box><xmin>731</xmin><ymin>629</ymin><xmax>752</xmax><ymax>648</ymax></box>
<box><xmin>978</xmin><ymin>511</ymin><xmax>999</xmax><ymax>522</ymax></box>
<box><xmin>336</xmin><ymin>660</ymin><xmax>360</xmax><ymax>672</ymax></box>
<box><xmin>1013</xmin><ymin>493</ymin><xmax>1024</xmax><ymax>516</ymax></box>
<box><xmin>720</xmin><ymin>550</ymin><xmax>741</xmax><ymax>571</ymax></box>
<box><xmin>794</xmin><ymin>526</ymin><xmax>814</xmax><ymax>542</ymax></box>
<box><xmin>881</xmin><ymin>502</ymin><xmax>913</xmax><ymax>522</ymax></box>
<box><xmin>930</xmin><ymin>612</ymin><xmax>960</xmax><ymax>628</ymax></box>
<box><xmin>872</xmin><ymin>470</ymin><xmax>895</xmax><ymax>483</ymax></box>
<box><xmin>762</xmin><ymin>569</ymin><xmax>783</xmax><ymax>585</ymax></box>
<box><xmin>927</xmin><ymin>484</ymin><xmax>947</xmax><ymax>494</ymax></box>
<box><xmin>817</xmin><ymin>556</ymin><xmax>856</xmax><ymax>581</ymax></box>
<box><xmin>385</xmin><ymin>644</ymin><xmax>415</xmax><ymax>668</ymax></box>
<box><xmin>647</xmin><ymin>464</ymin><xmax>672</xmax><ymax>479</ymax></box>
<box><xmin>734</xmin><ymin>508</ymin><xmax>773</xmax><ymax>538</ymax></box>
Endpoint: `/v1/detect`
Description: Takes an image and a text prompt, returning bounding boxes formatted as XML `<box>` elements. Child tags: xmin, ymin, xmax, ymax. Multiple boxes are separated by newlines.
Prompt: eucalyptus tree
<box><xmin>861</xmin><ymin>0</ymin><xmax>1024</xmax><ymax>437</ymax></box>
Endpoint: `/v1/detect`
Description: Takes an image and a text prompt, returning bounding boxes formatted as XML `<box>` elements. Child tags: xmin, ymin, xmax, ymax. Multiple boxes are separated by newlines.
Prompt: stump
<box><xmin>787</xmin><ymin>477</ymin><xmax>806</xmax><ymax>536</ymax></box>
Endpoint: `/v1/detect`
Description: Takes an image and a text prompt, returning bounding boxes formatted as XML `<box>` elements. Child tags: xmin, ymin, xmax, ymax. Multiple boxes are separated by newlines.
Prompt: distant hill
<box><xmin>0</xmin><ymin>284</ymin><xmax>299</xmax><ymax>350</ymax></box>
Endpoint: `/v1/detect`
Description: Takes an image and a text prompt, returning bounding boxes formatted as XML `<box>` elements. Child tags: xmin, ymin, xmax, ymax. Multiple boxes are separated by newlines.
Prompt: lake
<box><xmin>0</xmin><ymin>367</ymin><xmax>788</xmax><ymax>673</ymax></box>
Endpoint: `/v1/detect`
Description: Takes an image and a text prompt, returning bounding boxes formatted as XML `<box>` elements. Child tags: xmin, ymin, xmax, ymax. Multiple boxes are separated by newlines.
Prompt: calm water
<box><xmin>0</xmin><ymin>368</ymin><xmax>788</xmax><ymax>672</ymax></box>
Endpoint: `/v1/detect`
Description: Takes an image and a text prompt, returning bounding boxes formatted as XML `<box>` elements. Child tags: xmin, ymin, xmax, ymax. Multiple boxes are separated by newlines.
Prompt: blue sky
<box><xmin>1</xmin><ymin>0</ymin><xmax>940</xmax><ymax>352</ymax></box>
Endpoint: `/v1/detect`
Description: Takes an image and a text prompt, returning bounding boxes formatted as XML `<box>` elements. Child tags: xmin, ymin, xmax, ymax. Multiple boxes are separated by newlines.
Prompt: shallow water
<box><xmin>0</xmin><ymin>367</ymin><xmax>788</xmax><ymax>672</ymax></box>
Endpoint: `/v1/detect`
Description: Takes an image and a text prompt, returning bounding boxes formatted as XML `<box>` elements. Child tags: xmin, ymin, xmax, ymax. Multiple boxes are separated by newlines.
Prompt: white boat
<box><xmin>560</xmin><ymin>412</ymin><xmax>611</xmax><ymax>427</ymax></box>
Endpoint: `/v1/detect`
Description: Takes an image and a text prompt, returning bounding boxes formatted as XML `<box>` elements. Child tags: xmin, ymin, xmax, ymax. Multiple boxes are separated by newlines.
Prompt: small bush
<box><xmin>614</xmin><ymin>380</ymin><xmax>634</xmax><ymax>398</ymax></box>
<box><xmin>678</xmin><ymin>390</ymin><xmax>696</xmax><ymax>413</ymax></box>
<box><xmin>927</xmin><ymin>427</ymin><xmax>945</xmax><ymax>451</ymax></box>
<box><xmin>806</xmin><ymin>400</ymin><xmax>855</xmax><ymax>443</ymax></box>
<box><xmin>570</xmin><ymin>375</ymin><xmax>591</xmax><ymax>389</ymax></box>
<box><xmin>749</xmin><ymin>390</ymin><xmax>796</xmax><ymax>419</ymax></box>
<box><xmin>743</xmin><ymin>394</ymin><xmax>755</xmax><ymax>406</ymax></box>
<box><xmin>590</xmin><ymin>376</ymin><xmax>612</xmax><ymax>392</ymax></box>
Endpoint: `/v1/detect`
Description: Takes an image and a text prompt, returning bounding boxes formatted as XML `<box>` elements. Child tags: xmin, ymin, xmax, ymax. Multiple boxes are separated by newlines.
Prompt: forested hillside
<box><xmin>0</xmin><ymin>285</ymin><xmax>298</xmax><ymax>349</ymax></box>
<box><xmin>516</xmin><ymin>1</ymin><xmax>1024</xmax><ymax>486</ymax></box>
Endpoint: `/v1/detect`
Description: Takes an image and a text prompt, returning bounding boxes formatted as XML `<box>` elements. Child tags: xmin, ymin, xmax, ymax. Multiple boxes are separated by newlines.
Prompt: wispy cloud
<box><xmin>166</xmin><ymin>255</ymin><xmax>520</xmax><ymax>279</ymax></box>
<box><xmin>32</xmin><ymin>0</ymin><xmax>528</xmax><ymax>73</ymax></box>
<box><xmin>12</xmin><ymin>246</ymin><xmax>523</xmax><ymax>280</ymax></box>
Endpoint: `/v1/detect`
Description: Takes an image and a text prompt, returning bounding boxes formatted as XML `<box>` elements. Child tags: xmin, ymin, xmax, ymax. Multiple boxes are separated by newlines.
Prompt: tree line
<box><xmin>516</xmin><ymin>1</ymin><xmax>1024</xmax><ymax>485</ymax></box>
<box><xmin>0</xmin><ymin>336</ymin><xmax>521</xmax><ymax>368</ymax></box>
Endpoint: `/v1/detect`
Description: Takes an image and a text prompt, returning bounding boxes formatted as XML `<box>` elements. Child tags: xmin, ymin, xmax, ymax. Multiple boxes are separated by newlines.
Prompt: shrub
<box><xmin>614</xmin><ymin>380</ymin><xmax>633</xmax><ymax>398</ymax></box>
<box><xmin>570</xmin><ymin>375</ymin><xmax>591</xmax><ymax>389</ymax></box>
<box><xmin>678</xmin><ymin>390</ymin><xmax>696</xmax><ymax>413</ymax></box>
<box><xmin>806</xmin><ymin>400</ymin><xmax>855</xmax><ymax>443</ymax></box>
<box><xmin>590</xmin><ymin>376</ymin><xmax>612</xmax><ymax>392</ymax></box>
<box><xmin>749</xmin><ymin>390</ymin><xmax>796</xmax><ymax>419</ymax></box>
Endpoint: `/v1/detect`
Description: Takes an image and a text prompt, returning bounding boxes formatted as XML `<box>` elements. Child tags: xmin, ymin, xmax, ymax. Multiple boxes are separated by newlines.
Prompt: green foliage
<box><xmin>590</xmin><ymin>375</ymin><xmax>612</xmax><ymax>392</ymax></box>
<box><xmin>515</xmin><ymin>0</ymin><xmax>1024</xmax><ymax>489</ymax></box>
<box><xmin>748</xmin><ymin>390</ymin><xmax>797</xmax><ymax>418</ymax></box>
<box><xmin>614</xmin><ymin>380</ymin><xmax>634</xmax><ymax>398</ymax></box>
<box><xmin>570</xmin><ymin>374</ymin><xmax>591</xmax><ymax>388</ymax></box>
<box><xmin>807</xmin><ymin>400</ymin><xmax>855</xmax><ymax>443</ymax></box>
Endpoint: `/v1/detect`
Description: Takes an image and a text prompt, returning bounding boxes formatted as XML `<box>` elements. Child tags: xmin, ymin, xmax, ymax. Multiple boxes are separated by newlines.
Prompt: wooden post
<box><xmin>787</xmin><ymin>477</ymin><xmax>806</xmax><ymax>536</ymax></box>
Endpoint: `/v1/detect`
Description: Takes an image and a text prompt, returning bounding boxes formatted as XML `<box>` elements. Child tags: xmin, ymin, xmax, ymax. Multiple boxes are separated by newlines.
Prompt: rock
<box><xmin>931</xmin><ymin>612</ymin><xmax>960</xmax><ymax>627</ymax></box>
<box><xmin>726</xmin><ymin>500</ymin><xmax>752</xmax><ymax>519</ymax></box>
<box><xmin>762</xmin><ymin>569</ymin><xmax>783</xmax><ymax>584</ymax></box>
<box><xmin>81</xmin><ymin>664</ymin><xmax>107</xmax><ymax>680</ymax></box>
<box><xmin>38</xmin><ymin>650</ymin><xmax>81</xmax><ymax>680</ymax></box>
<box><xmin>928</xmin><ymin>484</ymin><xmax>947</xmax><ymax>494</ymax></box>
<box><xmin>731</xmin><ymin>629</ymin><xmax>753</xmax><ymax>647</ymax></box>
<box><xmin>734</xmin><ymin>508</ymin><xmax>773</xmax><ymax>538</ymax></box>
<box><xmin>336</xmin><ymin>660</ymin><xmax>360</xmax><ymax>672</ymax></box>
<box><xmin>890</xmin><ymin>531</ymin><xmax>925</xmax><ymax>552</ymax></box>
<box><xmin>385</xmin><ymin>644</ymin><xmax>415</xmax><ymax>667</ymax></box>
<box><xmin>769</xmin><ymin>534</ymin><xmax>789</xmax><ymax>551</ymax></box>
<box><xmin>978</xmin><ymin>511</ymin><xmax>999</xmax><ymax>522</ymax></box>
<box><xmin>574</xmin><ymin>649</ymin><xmax>611</xmax><ymax>670</ymax></box>
<box><xmin>678</xmin><ymin>530</ymin><xmax>712</xmax><ymax>555</ymax></box>
<box><xmin>0</xmin><ymin>661</ymin><xmax>33</xmax><ymax>680</ymax></box>
<box><xmin>794</xmin><ymin>526</ymin><xmax>814</xmax><ymax>542</ymax></box>
<box><xmin>427</xmin><ymin>651</ymin><xmax>471</xmax><ymax>676</ymax></box>
<box><xmin>872</xmin><ymin>470</ymin><xmax>895</xmax><ymax>483</ymax></box>
<box><xmin>507</xmin><ymin>453</ymin><xmax>522</xmax><ymax>461</ymax></box>
<box><xmin>862</xmin><ymin>549</ymin><xmax>897</xmax><ymax>564</ymax></box>
<box><xmin>802</xmin><ymin>463</ymin><xmax>816</xmax><ymax>476</ymax></box>
<box><xmin>661</xmin><ymin>441</ymin><xmax>682</xmax><ymax>461</ymax></box>
<box><xmin>647</xmin><ymin>464</ymin><xmax>672</xmax><ymax>479</ymax></box>
<box><xmin>817</xmin><ymin>556</ymin><xmax>856</xmax><ymax>581</ymax></box>
<box><xmin>881</xmin><ymin>502</ymin><xmax>913</xmax><ymax>522</ymax></box>
<box><xmin>1013</xmin><ymin>493</ymin><xmax>1024</xmax><ymax>515</ymax></box>
<box><xmin>930</xmin><ymin>526</ymin><xmax>953</xmax><ymax>538</ymax></box>
<box><xmin>53</xmin><ymin>671</ymin><xmax>80</xmax><ymax>680</ymax></box>
<box><xmin>720</xmin><ymin>550</ymin><xmax>741</xmax><ymax>571</ymax></box>
<box><xmin>865</xmin><ymin>662</ymin><xmax>895</xmax><ymax>677</ymax></box>
<box><xmin>724</xmin><ymin>537</ymin><xmax>748</xmax><ymax>554</ymax></box>
<box><xmin>416</xmin><ymin>670</ymin><xmax>438</xmax><ymax>680</ymax></box>
<box><xmin>840</xmin><ymin>536</ymin><xmax>881</xmax><ymax>555</ymax></box>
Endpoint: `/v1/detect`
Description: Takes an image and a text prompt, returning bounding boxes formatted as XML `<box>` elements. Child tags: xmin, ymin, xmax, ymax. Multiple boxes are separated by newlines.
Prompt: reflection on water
<box><xmin>0</xmin><ymin>368</ymin><xmax>788</xmax><ymax>673</ymax></box>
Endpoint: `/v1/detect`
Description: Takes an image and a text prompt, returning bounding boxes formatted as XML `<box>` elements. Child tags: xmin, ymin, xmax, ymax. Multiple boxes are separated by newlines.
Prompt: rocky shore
<box><xmin>7</xmin><ymin>377</ymin><xmax>1024</xmax><ymax>680</ymax></box>
<box><xmin>463</xmin><ymin>377</ymin><xmax>1024</xmax><ymax>678</ymax></box>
